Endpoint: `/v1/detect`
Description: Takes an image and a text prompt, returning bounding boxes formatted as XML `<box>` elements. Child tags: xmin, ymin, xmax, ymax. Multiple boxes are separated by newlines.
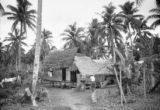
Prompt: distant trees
<box><xmin>4</xmin><ymin>29</ymin><xmax>27</xmax><ymax>70</ymax></box>
<box><xmin>60</xmin><ymin>1</ymin><xmax>160</xmax><ymax>96</ymax></box>
<box><xmin>61</xmin><ymin>22</ymin><xmax>84</xmax><ymax>49</ymax></box>
<box><xmin>1</xmin><ymin>0</ymin><xmax>55</xmax><ymax>70</ymax></box>
<box><xmin>5</xmin><ymin>0</ymin><xmax>36</xmax><ymax>71</ymax></box>
<box><xmin>119</xmin><ymin>1</ymin><xmax>143</xmax><ymax>46</ymax></box>
<box><xmin>0</xmin><ymin>0</ymin><xmax>160</xmax><ymax>99</ymax></box>
<box><xmin>41</xmin><ymin>29</ymin><xmax>54</xmax><ymax>60</ymax></box>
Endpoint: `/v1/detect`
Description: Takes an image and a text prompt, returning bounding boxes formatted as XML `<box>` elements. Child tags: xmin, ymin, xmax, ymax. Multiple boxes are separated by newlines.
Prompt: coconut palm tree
<box><xmin>100</xmin><ymin>3</ymin><xmax>126</xmax><ymax>58</ymax></box>
<box><xmin>4</xmin><ymin>29</ymin><xmax>27</xmax><ymax>70</ymax></box>
<box><xmin>134</xmin><ymin>18</ymin><xmax>154</xmax><ymax>55</ymax></box>
<box><xmin>32</xmin><ymin>0</ymin><xmax>42</xmax><ymax>106</ymax></box>
<box><xmin>147</xmin><ymin>7</ymin><xmax>160</xmax><ymax>28</ymax></box>
<box><xmin>5</xmin><ymin>0</ymin><xmax>36</xmax><ymax>71</ymax></box>
<box><xmin>85</xmin><ymin>18</ymin><xmax>107</xmax><ymax>59</ymax></box>
<box><xmin>41</xmin><ymin>29</ymin><xmax>53</xmax><ymax>60</ymax></box>
<box><xmin>6</xmin><ymin>0</ymin><xmax>36</xmax><ymax>32</ymax></box>
<box><xmin>119</xmin><ymin>1</ymin><xmax>143</xmax><ymax>47</ymax></box>
<box><xmin>61</xmin><ymin>22</ymin><xmax>84</xmax><ymax>49</ymax></box>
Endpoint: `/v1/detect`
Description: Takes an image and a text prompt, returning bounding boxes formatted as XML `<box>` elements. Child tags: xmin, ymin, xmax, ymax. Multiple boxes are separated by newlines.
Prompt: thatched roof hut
<box><xmin>74</xmin><ymin>56</ymin><xmax>114</xmax><ymax>76</ymax></box>
<box><xmin>43</xmin><ymin>48</ymin><xmax>82</xmax><ymax>70</ymax></box>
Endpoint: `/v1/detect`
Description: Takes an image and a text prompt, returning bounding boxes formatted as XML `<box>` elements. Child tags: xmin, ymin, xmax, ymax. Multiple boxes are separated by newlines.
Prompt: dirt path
<box><xmin>2</xmin><ymin>88</ymin><xmax>108</xmax><ymax>110</ymax></box>
<box><xmin>48</xmin><ymin>88</ymin><xmax>92</xmax><ymax>110</ymax></box>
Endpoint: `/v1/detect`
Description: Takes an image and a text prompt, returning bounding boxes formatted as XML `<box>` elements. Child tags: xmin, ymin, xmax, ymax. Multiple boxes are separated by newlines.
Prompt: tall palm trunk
<box><xmin>15</xmin><ymin>54</ymin><xmax>18</xmax><ymax>71</ymax></box>
<box><xmin>111</xmin><ymin>29</ymin><xmax>126</xmax><ymax>105</ymax></box>
<box><xmin>18</xmin><ymin>23</ymin><xmax>23</xmax><ymax>71</ymax></box>
<box><xmin>128</xmin><ymin>24</ymin><xmax>133</xmax><ymax>48</ymax></box>
<box><xmin>18</xmin><ymin>39</ymin><xmax>21</xmax><ymax>71</ymax></box>
<box><xmin>31</xmin><ymin>0</ymin><xmax>42</xmax><ymax>106</ymax></box>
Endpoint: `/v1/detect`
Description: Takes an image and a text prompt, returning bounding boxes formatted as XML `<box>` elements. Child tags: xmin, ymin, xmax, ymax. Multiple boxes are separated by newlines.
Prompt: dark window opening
<box><xmin>62</xmin><ymin>68</ymin><xmax>66</xmax><ymax>81</ymax></box>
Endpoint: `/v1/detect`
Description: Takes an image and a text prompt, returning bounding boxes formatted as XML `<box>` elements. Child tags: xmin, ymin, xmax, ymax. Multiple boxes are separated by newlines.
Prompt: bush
<box><xmin>36</xmin><ymin>87</ymin><xmax>48</xmax><ymax>102</ymax></box>
<box><xmin>0</xmin><ymin>88</ymin><xmax>14</xmax><ymax>106</ymax></box>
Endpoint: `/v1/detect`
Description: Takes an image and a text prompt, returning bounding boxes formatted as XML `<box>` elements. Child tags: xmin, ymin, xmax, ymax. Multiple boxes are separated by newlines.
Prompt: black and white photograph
<box><xmin>0</xmin><ymin>0</ymin><xmax>160</xmax><ymax>110</ymax></box>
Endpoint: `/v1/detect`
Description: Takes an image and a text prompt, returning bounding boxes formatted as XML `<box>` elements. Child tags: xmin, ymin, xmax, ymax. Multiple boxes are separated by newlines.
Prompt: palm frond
<box><xmin>151</xmin><ymin>19</ymin><xmax>160</xmax><ymax>28</ymax></box>
<box><xmin>148</xmin><ymin>14</ymin><xmax>160</xmax><ymax>20</ymax></box>
<box><xmin>135</xmin><ymin>0</ymin><xmax>144</xmax><ymax>6</ymax></box>
<box><xmin>7</xmin><ymin>5</ymin><xmax>18</xmax><ymax>13</ymax></box>
<box><xmin>0</xmin><ymin>3</ymin><xmax>5</xmax><ymax>15</ymax></box>
<box><xmin>150</xmin><ymin>8</ymin><xmax>160</xmax><ymax>13</ymax></box>
<box><xmin>133</xmin><ymin>14</ymin><xmax>144</xmax><ymax>18</ymax></box>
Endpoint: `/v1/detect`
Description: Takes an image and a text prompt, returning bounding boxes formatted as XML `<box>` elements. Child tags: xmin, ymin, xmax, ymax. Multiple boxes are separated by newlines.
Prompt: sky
<box><xmin>0</xmin><ymin>0</ymin><xmax>157</xmax><ymax>52</ymax></box>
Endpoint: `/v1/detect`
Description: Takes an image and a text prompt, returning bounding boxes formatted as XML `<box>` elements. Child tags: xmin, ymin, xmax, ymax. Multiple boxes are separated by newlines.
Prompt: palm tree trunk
<box><xmin>143</xmin><ymin>65</ymin><xmax>146</xmax><ymax>99</ymax></box>
<box><xmin>120</xmin><ymin>67</ymin><xmax>123</xmax><ymax>105</ymax></box>
<box><xmin>128</xmin><ymin>24</ymin><xmax>133</xmax><ymax>48</ymax></box>
<box><xmin>31</xmin><ymin>0</ymin><xmax>42</xmax><ymax>106</ymax></box>
<box><xmin>15</xmin><ymin>55</ymin><xmax>18</xmax><ymax>71</ymax></box>
<box><xmin>113</xmin><ymin>47</ymin><xmax>126</xmax><ymax>105</ymax></box>
<box><xmin>151</xmin><ymin>62</ymin><xmax>155</xmax><ymax>88</ymax></box>
<box><xmin>18</xmin><ymin>23</ymin><xmax>23</xmax><ymax>71</ymax></box>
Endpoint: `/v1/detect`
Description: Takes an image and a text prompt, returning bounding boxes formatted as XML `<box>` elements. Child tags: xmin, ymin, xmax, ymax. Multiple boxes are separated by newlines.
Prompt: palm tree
<box><xmin>134</xmin><ymin>18</ymin><xmax>154</xmax><ymax>51</ymax></box>
<box><xmin>101</xmin><ymin>3</ymin><xmax>126</xmax><ymax>58</ymax></box>
<box><xmin>5</xmin><ymin>0</ymin><xmax>36</xmax><ymax>32</ymax></box>
<box><xmin>100</xmin><ymin>3</ymin><xmax>128</xmax><ymax>103</ymax></box>
<box><xmin>147</xmin><ymin>8</ymin><xmax>160</xmax><ymax>28</ymax></box>
<box><xmin>119</xmin><ymin>1</ymin><xmax>143</xmax><ymax>46</ymax></box>
<box><xmin>32</xmin><ymin>0</ymin><xmax>42</xmax><ymax>106</ymax></box>
<box><xmin>4</xmin><ymin>29</ymin><xmax>27</xmax><ymax>70</ymax></box>
<box><xmin>41</xmin><ymin>29</ymin><xmax>53</xmax><ymax>60</ymax></box>
<box><xmin>61</xmin><ymin>22</ymin><xmax>84</xmax><ymax>49</ymax></box>
<box><xmin>85</xmin><ymin>18</ymin><xmax>107</xmax><ymax>59</ymax></box>
<box><xmin>5</xmin><ymin>0</ymin><xmax>36</xmax><ymax>71</ymax></box>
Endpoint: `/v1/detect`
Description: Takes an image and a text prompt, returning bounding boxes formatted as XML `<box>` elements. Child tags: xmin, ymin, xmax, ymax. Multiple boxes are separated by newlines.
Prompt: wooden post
<box><xmin>143</xmin><ymin>65</ymin><xmax>146</xmax><ymax>99</ymax></box>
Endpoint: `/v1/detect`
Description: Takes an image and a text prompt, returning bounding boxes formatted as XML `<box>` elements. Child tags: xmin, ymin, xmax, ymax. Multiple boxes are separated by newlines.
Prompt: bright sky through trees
<box><xmin>0</xmin><ymin>0</ymin><xmax>157</xmax><ymax>51</ymax></box>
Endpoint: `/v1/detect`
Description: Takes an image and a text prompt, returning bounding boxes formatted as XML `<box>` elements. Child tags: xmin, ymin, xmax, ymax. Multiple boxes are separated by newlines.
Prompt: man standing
<box><xmin>90</xmin><ymin>75</ymin><xmax>95</xmax><ymax>92</ymax></box>
<box><xmin>90</xmin><ymin>75</ymin><xmax>97</xmax><ymax>103</ymax></box>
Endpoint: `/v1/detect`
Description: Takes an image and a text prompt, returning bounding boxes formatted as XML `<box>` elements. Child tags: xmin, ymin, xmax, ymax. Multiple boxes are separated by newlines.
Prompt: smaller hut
<box><xmin>74</xmin><ymin>56</ymin><xmax>115</xmax><ymax>87</ymax></box>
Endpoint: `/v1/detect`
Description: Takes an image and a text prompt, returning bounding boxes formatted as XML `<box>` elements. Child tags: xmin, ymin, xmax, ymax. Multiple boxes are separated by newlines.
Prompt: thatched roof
<box><xmin>43</xmin><ymin>48</ymin><xmax>82</xmax><ymax>70</ymax></box>
<box><xmin>74</xmin><ymin>56</ymin><xmax>114</xmax><ymax>76</ymax></box>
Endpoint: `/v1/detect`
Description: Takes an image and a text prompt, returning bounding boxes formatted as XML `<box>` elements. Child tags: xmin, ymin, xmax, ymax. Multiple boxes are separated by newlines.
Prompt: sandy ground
<box><xmin>1</xmin><ymin>88</ymin><xmax>160</xmax><ymax>110</ymax></box>
<box><xmin>48</xmin><ymin>88</ymin><xmax>91</xmax><ymax>110</ymax></box>
<box><xmin>47</xmin><ymin>88</ymin><xmax>107</xmax><ymax>110</ymax></box>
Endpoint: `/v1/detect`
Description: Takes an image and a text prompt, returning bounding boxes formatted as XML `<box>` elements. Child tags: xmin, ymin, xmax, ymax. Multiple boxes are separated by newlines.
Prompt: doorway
<box><xmin>70</xmin><ymin>71</ymin><xmax>77</xmax><ymax>82</ymax></box>
<box><xmin>62</xmin><ymin>68</ymin><xmax>66</xmax><ymax>81</ymax></box>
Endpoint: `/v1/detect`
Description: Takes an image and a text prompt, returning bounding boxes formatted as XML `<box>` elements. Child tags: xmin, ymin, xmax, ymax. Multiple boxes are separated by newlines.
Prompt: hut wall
<box><xmin>52</xmin><ymin>69</ymin><xmax>62</xmax><ymax>81</ymax></box>
<box><xmin>77</xmin><ymin>74</ymin><xmax>81</xmax><ymax>86</ymax></box>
